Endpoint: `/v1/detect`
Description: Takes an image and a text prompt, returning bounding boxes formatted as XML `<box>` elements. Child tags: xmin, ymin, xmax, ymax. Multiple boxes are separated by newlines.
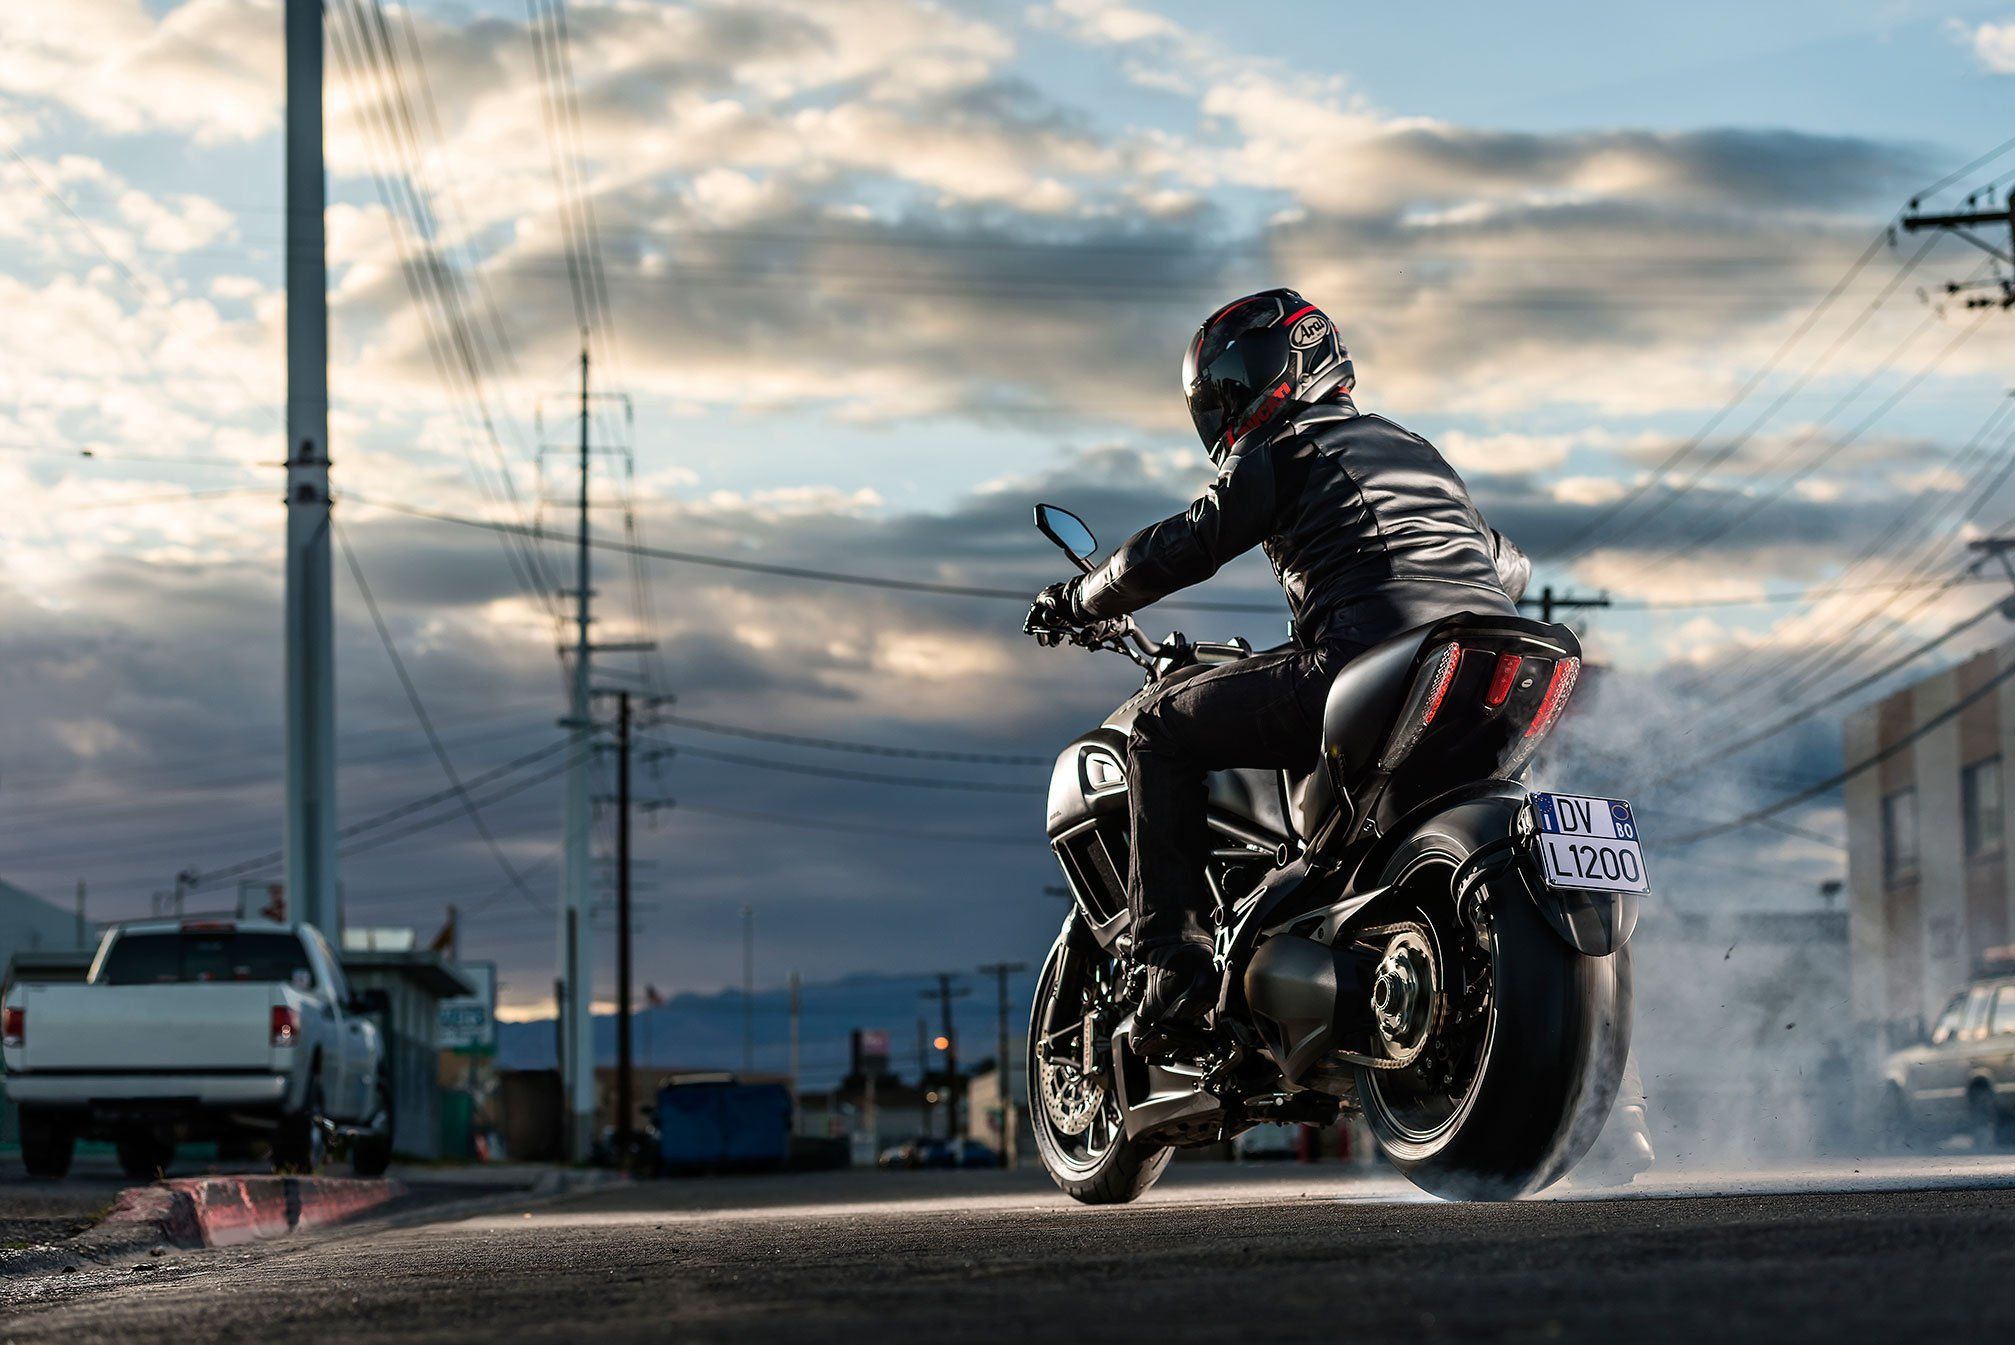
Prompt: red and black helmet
<box><xmin>1182</xmin><ymin>289</ymin><xmax>1353</xmax><ymax>463</ymax></box>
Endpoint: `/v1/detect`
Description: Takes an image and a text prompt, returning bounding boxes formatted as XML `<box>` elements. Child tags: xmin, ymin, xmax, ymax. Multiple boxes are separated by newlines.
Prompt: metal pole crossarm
<box><xmin>1901</xmin><ymin>202</ymin><xmax>2015</xmax><ymax>267</ymax></box>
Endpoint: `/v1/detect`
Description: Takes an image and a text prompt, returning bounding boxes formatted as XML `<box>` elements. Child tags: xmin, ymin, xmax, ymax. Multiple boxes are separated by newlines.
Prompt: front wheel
<box><xmin>351</xmin><ymin>1075</ymin><xmax>395</xmax><ymax>1177</ymax></box>
<box><xmin>1026</xmin><ymin>927</ymin><xmax>1171</xmax><ymax>1204</ymax></box>
<box><xmin>1357</xmin><ymin>859</ymin><xmax>1631</xmax><ymax>1201</ymax></box>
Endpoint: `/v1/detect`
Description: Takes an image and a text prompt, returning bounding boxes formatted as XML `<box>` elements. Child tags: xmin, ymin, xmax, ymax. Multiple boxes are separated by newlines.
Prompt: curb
<box><xmin>101</xmin><ymin>1175</ymin><xmax>405</xmax><ymax>1250</ymax></box>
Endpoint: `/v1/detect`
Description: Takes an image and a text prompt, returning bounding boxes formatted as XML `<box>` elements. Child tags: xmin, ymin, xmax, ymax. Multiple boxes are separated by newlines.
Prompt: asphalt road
<box><xmin>5</xmin><ymin>1159</ymin><xmax>2015</xmax><ymax>1343</ymax></box>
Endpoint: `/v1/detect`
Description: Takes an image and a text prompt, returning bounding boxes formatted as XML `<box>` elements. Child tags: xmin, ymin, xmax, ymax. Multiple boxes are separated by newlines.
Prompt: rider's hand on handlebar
<box><xmin>1025</xmin><ymin>579</ymin><xmax>1081</xmax><ymax>645</ymax></box>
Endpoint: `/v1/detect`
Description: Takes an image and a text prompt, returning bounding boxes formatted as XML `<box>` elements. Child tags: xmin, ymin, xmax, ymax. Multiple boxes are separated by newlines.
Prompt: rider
<box><xmin>1028</xmin><ymin>289</ymin><xmax>1530</xmax><ymax>1028</ymax></box>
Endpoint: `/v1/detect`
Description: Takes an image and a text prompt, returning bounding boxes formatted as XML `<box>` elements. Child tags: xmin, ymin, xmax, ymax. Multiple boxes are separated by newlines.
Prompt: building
<box><xmin>1844</xmin><ymin>642</ymin><xmax>2015</xmax><ymax>1047</ymax></box>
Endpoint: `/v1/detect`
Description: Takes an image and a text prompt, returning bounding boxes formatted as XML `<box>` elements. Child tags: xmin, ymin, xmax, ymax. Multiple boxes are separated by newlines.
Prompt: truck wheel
<box><xmin>115</xmin><ymin>1129</ymin><xmax>175</xmax><ymax>1180</ymax></box>
<box><xmin>273</xmin><ymin>1080</ymin><xmax>326</xmax><ymax>1174</ymax></box>
<box><xmin>351</xmin><ymin>1075</ymin><xmax>394</xmax><ymax>1178</ymax></box>
<box><xmin>19</xmin><ymin>1108</ymin><xmax>75</xmax><ymax>1179</ymax></box>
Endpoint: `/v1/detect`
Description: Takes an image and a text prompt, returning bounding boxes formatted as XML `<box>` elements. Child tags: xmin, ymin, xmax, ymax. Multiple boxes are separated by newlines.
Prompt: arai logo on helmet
<box><xmin>1289</xmin><ymin>312</ymin><xmax>1329</xmax><ymax>349</ymax></box>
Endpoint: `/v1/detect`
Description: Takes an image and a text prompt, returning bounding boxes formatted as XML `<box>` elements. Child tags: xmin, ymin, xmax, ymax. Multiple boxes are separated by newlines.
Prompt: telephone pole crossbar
<box><xmin>1903</xmin><ymin>200</ymin><xmax>2015</xmax><ymax>308</ymax></box>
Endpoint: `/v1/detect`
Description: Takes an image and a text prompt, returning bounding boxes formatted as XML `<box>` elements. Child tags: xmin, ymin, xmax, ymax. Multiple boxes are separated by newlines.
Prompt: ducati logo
<box><xmin>1289</xmin><ymin>313</ymin><xmax>1329</xmax><ymax>349</ymax></box>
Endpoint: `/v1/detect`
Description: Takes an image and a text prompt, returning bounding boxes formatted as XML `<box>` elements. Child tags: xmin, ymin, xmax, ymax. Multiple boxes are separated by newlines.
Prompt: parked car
<box><xmin>1</xmin><ymin>919</ymin><xmax>393</xmax><ymax>1179</ymax></box>
<box><xmin>950</xmin><ymin>1138</ymin><xmax>1000</xmax><ymax>1169</ymax></box>
<box><xmin>877</xmin><ymin>1136</ymin><xmax>954</xmax><ymax>1169</ymax></box>
<box><xmin>1881</xmin><ymin>975</ymin><xmax>2015</xmax><ymax>1150</ymax></box>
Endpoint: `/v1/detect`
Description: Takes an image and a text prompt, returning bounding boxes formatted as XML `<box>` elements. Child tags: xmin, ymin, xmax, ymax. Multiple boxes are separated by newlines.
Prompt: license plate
<box><xmin>1532</xmin><ymin>792</ymin><xmax>1651</xmax><ymax>894</ymax></box>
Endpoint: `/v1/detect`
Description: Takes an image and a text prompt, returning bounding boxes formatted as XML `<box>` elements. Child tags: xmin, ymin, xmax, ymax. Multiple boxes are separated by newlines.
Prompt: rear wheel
<box><xmin>1358</xmin><ymin>857</ymin><xmax>1631</xmax><ymax>1201</ymax></box>
<box><xmin>351</xmin><ymin>1075</ymin><xmax>394</xmax><ymax>1178</ymax></box>
<box><xmin>1027</xmin><ymin>928</ymin><xmax>1171</xmax><ymax>1204</ymax></box>
<box><xmin>19</xmin><ymin>1108</ymin><xmax>75</xmax><ymax>1180</ymax></box>
<box><xmin>273</xmin><ymin>1078</ymin><xmax>327</xmax><ymax>1174</ymax></box>
<box><xmin>1969</xmin><ymin>1084</ymin><xmax>2004</xmax><ymax>1153</ymax></box>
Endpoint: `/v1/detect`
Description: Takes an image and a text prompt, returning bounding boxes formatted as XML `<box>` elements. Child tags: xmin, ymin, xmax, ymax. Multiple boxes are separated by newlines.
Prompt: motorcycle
<box><xmin>1021</xmin><ymin>503</ymin><xmax>1645</xmax><ymax>1204</ymax></box>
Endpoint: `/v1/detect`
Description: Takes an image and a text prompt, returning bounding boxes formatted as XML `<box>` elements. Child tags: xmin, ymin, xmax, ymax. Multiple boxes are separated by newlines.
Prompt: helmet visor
<box><xmin>1185</xmin><ymin>326</ymin><xmax>1291</xmax><ymax>455</ymax></box>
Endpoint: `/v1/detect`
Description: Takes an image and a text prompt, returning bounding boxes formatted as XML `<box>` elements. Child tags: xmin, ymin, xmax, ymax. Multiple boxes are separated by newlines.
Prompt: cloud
<box><xmin>1967</xmin><ymin>20</ymin><xmax>2015</xmax><ymax>74</ymax></box>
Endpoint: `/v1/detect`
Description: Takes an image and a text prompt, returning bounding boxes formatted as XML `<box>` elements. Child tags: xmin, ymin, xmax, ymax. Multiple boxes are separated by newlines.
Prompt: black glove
<box><xmin>1025</xmin><ymin>579</ymin><xmax>1082</xmax><ymax>644</ymax></box>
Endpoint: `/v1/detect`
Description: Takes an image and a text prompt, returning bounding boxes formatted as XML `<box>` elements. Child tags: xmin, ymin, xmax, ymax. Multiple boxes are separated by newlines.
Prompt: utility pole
<box><xmin>1519</xmin><ymin>586</ymin><xmax>1611</xmax><ymax>625</ymax></box>
<box><xmin>977</xmin><ymin>961</ymin><xmax>1027</xmax><ymax>1168</ymax></box>
<box><xmin>741</xmin><ymin>905</ymin><xmax>754</xmax><ymax>1073</ymax></box>
<box><xmin>916</xmin><ymin>1016</ymin><xmax>932</xmax><ymax>1139</ymax></box>
<box><xmin>74</xmin><ymin>879</ymin><xmax>86</xmax><ymax>950</ymax></box>
<box><xmin>558</xmin><ymin>340</ymin><xmax>595</xmax><ymax>1163</ymax></box>
<box><xmin>613</xmin><ymin>690</ymin><xmax>634</xmax><ymax>1162</ymax></box>
<box><xmin>1902</xmin><ymin>194</ymin><xmax>2015</xmax><ymax>309</ymax></box>
<box><xmin>919</xmin><ymin>974</ymin><xmax>971</xmax><ymax>1141</ymax></box>
<box><xmin>283</xmin><ymin>0</ymin><xmax>337</xmax><ymax>939</ymax></box>
<box><xmin>788</xmin><ymin>971</ymin><xmax>801</xmax><ymax>1134</ymax></box>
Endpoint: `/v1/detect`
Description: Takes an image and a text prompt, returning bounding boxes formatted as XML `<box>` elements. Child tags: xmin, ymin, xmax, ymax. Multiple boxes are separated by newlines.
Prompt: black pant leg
<box><xmin>1124</xmin><ymin>646</ymin><xmax>1335</xmax><ymax>948</ymax></box>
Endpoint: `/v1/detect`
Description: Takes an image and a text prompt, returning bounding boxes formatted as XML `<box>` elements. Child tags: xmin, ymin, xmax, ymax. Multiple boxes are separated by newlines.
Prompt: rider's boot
<box><xmin>1134</xmin><ymin>940</ymin><xmax>1217</xmax><ymax>1052</ymax></box>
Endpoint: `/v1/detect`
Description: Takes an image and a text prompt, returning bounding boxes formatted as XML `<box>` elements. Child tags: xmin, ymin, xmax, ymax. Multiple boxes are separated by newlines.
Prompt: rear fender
<box><xmin>1350</xmin><ymin>781</ymin><xmax>1638</xmax><ymax>956</ymax></box>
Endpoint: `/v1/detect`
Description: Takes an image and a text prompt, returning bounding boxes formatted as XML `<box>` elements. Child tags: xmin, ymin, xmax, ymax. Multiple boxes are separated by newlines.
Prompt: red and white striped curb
<box><xmin>103</xmin><ymin>1175</ymin><xmax>404</xmax><ymax>1248</ymax></box>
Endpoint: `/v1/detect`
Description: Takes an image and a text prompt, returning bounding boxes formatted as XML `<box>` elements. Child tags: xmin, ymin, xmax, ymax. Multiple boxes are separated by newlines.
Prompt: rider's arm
<box><xmin>1073</xmin><ymin>441</ymin><xmax>1287</xmax><ymax>621</ymax></box>
<box><xmin>1488</xmin><ymin>526</ymin><xmax>1530</xmax><ymax>604</ymax></box>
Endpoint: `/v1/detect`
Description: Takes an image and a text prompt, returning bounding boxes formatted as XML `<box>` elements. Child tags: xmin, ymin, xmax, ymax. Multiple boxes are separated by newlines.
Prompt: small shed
<box><xmin>341</xmin><ymin>949</ymin><xmax>472</xmax><ymax>1161</ymax></box>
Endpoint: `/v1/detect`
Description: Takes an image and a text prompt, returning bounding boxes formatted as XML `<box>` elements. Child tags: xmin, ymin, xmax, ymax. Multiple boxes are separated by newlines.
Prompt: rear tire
<box><xmin>1359</xmin><ymin>860</ymin><xmax>1631</xmax><ymax>1201</ymax></box>
<box><xmin>1969</xmin><ymin>1084</ymin><xmax>2003</xmax><ymax>1153</ymax></box>
<box><xmin>19</xmin><ymin>1108</ymin><xmax>75</xmax><ymax>1179</ymax></box>
<box><xmin>351</xmin><ymin>1075</ymin><xmax>394</xmax><ymax>1178</ymax></box>
<box><xmin>1027</xmin><ymin>928</ymin><xmax>1172</xmax><ymax>1205</ymax></box>
<box><xmin>273</xmin><ymin>1078</ymin><xmax>326</xmax><ymax>1174</ymax></box>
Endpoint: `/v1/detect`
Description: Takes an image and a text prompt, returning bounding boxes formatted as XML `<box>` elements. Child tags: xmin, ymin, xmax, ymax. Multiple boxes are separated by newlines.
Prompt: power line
<box><xmin>1663</xmin><ymin>654</ymin><xmax>2015</xmax><ymax>845</ymax></box>
<box><xmin>338</xmin><ymin>524</ymin><xmax>548</xmax><ymax>909</ymax></box>
<box><xmin>1656</xmin><ymin>593</ymin><xmax>2010</xmax><ymax>781</ymax></box>
<box><xmin>644</xmin><ymin>738</ymin><xmax>1042</xmax><ymax>795</ymax></box>
<box><xmin>1542</xmin><ymin>225</ymin><xmax>1908</xmax><ymax>562</ymax></box>
<box><xmin>655</xmin><ymin>713</ymin><xmax>1049</xmax><ymax>765</ymax></box>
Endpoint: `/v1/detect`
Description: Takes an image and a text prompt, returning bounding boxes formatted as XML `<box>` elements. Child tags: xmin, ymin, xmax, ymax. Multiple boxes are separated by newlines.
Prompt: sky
<box><xmin>0</xmin><ymin>0</ymin><xmax>2013</xmax><ymax>1017</ymax></box>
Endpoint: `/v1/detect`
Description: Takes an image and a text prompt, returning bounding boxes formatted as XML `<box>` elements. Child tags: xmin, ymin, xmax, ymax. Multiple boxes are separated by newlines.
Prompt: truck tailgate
<box><xmin>18</xmin><ymin>983</ymin><xmax>280</xmax><ymax>1073</ymax></box>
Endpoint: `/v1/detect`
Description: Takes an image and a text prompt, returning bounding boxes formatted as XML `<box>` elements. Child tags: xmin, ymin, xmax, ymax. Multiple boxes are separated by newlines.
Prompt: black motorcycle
<box><xmin>1022</xmin><ymin>504</ymin><xmax>1645</xmax><ymax>1203</ymax></box>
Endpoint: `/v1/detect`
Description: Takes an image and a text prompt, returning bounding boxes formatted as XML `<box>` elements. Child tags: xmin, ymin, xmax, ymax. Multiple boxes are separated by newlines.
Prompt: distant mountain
<box><xmin>497</xmin><ymin>970</ymin><xmax>1037</xmax><ymax>1091</ymax></box>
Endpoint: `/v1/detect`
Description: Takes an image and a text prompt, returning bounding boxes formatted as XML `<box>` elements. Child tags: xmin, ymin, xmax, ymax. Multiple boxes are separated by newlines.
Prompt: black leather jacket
<box><xmin>1075</xmin><ymin>396</ymin><xmax>1529</xmax><ymax>648</ymax></box>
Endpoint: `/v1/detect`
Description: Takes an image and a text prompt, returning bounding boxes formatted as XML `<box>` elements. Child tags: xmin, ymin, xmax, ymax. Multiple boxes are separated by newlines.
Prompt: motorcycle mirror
<box><xmin>1034</xmin><ymin>504</ymin><xmax>1097</xmax><ymax>568</ymax></box>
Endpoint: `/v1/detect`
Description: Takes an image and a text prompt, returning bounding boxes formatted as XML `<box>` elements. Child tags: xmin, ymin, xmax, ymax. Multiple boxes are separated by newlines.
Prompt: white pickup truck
<box><xmin>2</xmin><ymin>919</ymin><xmax>392</xmax><ymax>1179</ymax></box>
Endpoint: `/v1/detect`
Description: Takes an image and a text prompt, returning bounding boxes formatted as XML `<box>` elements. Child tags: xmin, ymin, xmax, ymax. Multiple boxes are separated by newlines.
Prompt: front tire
<box><xmin>1027</xmin><ymin>927</ymin><xmax>1171</xmax><ymax>1204</ymax></box>
<box><xmin>1358</xmin><ymin>860</ymin><xmax>1631</xmax><ymax>1201</ymax></box>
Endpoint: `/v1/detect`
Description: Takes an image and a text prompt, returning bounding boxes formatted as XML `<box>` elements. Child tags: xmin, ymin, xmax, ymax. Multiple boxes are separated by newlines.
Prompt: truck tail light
<box><xmin>3</xmin><ymin>1006</ymin><xmax>21</xmax><ymax>1048</ymax></box>
<box><xmin>270</xmin><ymin>1005</ymin><xmax>299</xmax><ymax>1047</ymax></box>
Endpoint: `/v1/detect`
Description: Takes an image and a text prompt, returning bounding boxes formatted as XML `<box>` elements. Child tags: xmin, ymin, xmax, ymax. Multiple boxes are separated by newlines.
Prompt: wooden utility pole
<box><xmin>1519</xmin><ymin>586</ymin><xmax>1611</xmax><ymax>624</ymax></box>
<box><xmin>919</xmin><ymin>975</ymin><xmax>971</xmax><ymax>1140</ymax></box>
<box><xmin>977</xmin><ymin>961</ymin><xmax>1027</xmax><ymax>1168</ymax></box>
<box><xmin>1902</xmin><ymin>198</ymin><xmax>2015</xmax><ymax>309</ymax></box>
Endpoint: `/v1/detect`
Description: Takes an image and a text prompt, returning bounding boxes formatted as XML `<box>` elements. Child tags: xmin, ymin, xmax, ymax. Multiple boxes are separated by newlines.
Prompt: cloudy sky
<box><xmin>1</xmin><ymin>0</ymin><xmax>2012</xmax><ymax>1014</ymax></box>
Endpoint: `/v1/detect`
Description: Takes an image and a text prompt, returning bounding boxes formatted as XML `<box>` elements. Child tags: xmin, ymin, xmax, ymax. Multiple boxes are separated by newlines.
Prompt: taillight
<box><xmin>270</xmin><ymin>1005</ymin><xmax>299</xmax><ymax>1047</ymax></box>
<box><xmin>3</xmin><ymin>1006</ymin><xmax>22</xmax><ymax>1048</ymax></box>
<box><xmin>1484</xmin><ymin>652</ymin><xmax>1523</xmax><ymax>708</ymax></box>
<box><xmin>1524</xmin><ymin>657</ymin><xmax>1581</xmax><ymax>739</ymax></box>
<box><xmin>1419</xmin><ymin>644</ymin><xmax>1462</xmax><ymax>725</ymax></box>
<box><xmin>1379</xmin><ymin>643</ymin><xmax>1462</xmax><ymax>770</ymax></box>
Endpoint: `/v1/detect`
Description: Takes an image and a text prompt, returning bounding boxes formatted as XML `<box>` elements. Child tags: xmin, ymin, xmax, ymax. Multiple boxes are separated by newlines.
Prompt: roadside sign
<box><xmin>438</xmin><ymin>962</ymin><xmax>497</xmax><ymax>1056</ymax></box>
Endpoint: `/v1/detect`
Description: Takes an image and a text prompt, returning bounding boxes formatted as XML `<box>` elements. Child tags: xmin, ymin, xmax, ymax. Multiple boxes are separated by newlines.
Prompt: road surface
<box><xmin>4</xmin><ymin>1159</ymin><xmax>2014</xmax><ymax>1342</ymax></box>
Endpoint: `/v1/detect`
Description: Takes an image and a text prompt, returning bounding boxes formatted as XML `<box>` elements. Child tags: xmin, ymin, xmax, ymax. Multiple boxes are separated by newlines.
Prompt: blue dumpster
<box><xmin>656</xmin><ymin>1078</ymin><xmax>791</xmax><ymax>1172</ymax></box>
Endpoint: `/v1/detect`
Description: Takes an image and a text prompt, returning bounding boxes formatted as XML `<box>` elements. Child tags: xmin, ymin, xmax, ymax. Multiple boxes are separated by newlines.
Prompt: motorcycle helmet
<box><xmin>1182</xmin><ymin>288</ymin><xmax>1353</xmax><ymax>463</ymax></box>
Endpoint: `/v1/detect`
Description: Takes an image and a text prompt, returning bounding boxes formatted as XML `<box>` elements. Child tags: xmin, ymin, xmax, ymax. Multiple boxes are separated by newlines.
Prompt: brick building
<box><xmin>1844</xmin><ymin>642</ymin><xmax>2015</xmax><ymax>1045</ymax></box>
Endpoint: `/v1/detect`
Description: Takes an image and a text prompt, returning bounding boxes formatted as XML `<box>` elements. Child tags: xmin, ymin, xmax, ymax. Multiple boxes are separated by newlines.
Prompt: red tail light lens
<box><xmin>1524</xmin><ymin>657</ymin><xmax>1581</xmax><ymax>739</ymax></box>
<box><xmin>270</xmin><ymin>1005</ymin><xmax>299</xmax><ymax>1047</ymax></box>
<box><xmin>3</xmin><ymin>1006</ymin><xmax>22</xmax><ymax>1048</ymax></box>
<box><xmin>1484</xmin><ymin>652</ymin><xmax>1523</xmax><ymax>708</ymax></box>
<box><xmin>1419</xmin><ymin>644</ymin><xmax>1463</xmax><ymax>726</ymax></box>
<box><xmin>1378</xmin><ymin>643</ymin><xmax>1462</xmax><ymax>770</ymax></box>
